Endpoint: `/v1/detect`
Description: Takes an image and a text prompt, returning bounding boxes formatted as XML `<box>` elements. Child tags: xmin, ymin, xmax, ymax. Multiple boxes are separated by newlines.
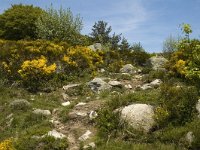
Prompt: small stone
<box><xmin>186</xmin><ymin>131</ymin><xmax>194</xmax><ymax>145</ymax></box>
<box><xmin>76</xmin><ymin>102</ymin><xmax>87</xmax><ymax>106</ymax></box>
<box><xmin>6</xmin><ymin>113</ymin><xmax>13</xmax><ymax>119</ymax></box>
<box><xmin>89</xmin><ymin>111</ymin><xmax>98</xmax><ymax>120</ymax></box>
<box><xmin>150</xmin><ymin>79</ymin><xmax>162</xmax><ymax>87</ymax></box>
<box><xmin>86</xmin><ymin>97</ymin><xmax>90</xmax><ymax>100</ymax></box>
<box><xmin>125</xmin><ymin>84</ymin><xmax>132</xmax><ymax>89</ymax></box>
<box><xmin>30</xmin><ymin>95</ymin><xmax>35</xmax><ymax>101</ymax></box>
<box><xmin>62</xmin><ymin>93</ymin><xmax>69</xmax><ymax>101</ymax></box>
<box><xmin>33</xmin><ymin>109</ymin><xmax>51</xmax><ymax>116</ymax></box>
<box><xmin>63</xmin><ymin>84</ymin><xmax>80</xmax><ymax>91</ymax></box>
<box><xmin>140</xmin><ymin>84</ymin><xmax>152</xmax><ymax>90</ymax></box>
<box><xmin>83</xmin><ymin>142</ymin><xmax>96</xmax><ymax>149</ymax></box>
<box><xmin>196</xmin><ymin>99</ymin><xmax>200</xmax><ymax>118</ymax></box>
<box><xmin>49</xmin><ymin>119</ymin><xmax>60</xmax><ymax>125</ymax></box>
<box><xmin>108</xmin><ymin>81</ymin><xmax>122</xmax><ymax>87</ymax></box>
<box><xmin>62</xmin><ymin>101</ymin><xmax>71</xmax><ymax>106</ymax></box>
<box><xmin>47</xmin><ymin>129</ymin><xmax>66</xmax><ymax>139</ymax></box>
<box><xmin>76</xmin><ymin>112</ymin><xmax>87</xmax><ymax>117</ymax></box>
<box><xmin>78</xmin><ymin>130</ymin><xmax>92</xmax><ymax>141</ymax></box>
<box><xmin>134</xmin><ymin>75</ymin><xmax>143</xmax><ymax>79</ymax></box>
<box><xmin>100</xmin><ymin>68</ymin><xmax>105</xmax><ymax>73</ymax></box>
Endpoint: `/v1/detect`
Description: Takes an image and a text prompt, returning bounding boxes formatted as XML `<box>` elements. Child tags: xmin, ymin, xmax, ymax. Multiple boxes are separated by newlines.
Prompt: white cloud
<box><xmin>82</xmin><ymin>0</ymin><xmax>150</xmax><ymax>35</ymax></box>
<box><xmin>103</xmin><ymin>1</ymin><xmax>149</xmax><ymax>34</ymax></box>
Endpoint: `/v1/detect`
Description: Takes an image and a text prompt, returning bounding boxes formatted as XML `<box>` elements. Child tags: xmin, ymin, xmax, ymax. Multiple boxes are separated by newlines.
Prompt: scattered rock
<box><xmin>196</xmin><ymin>99</ymin><xmax>200</xmax><ymax>118</ymax></box>
<box><xmin>89</xmin><ymin>111</ymin><xmax>98</xmax><ymax>120</ymax></box>
<box><xmin>76</xmin><ymin>112</ymin><xmax>87</xmax><ymax>117</ymax></box>
<box><xmin>125</xmin><ymin>84</ymin><xmax>132</xmax><ymax>89</ymax></box>
<box><xmin>63</xmin><ymin>84</ymin><xmax>81</xmax><ymax>91</ymax></box>
<box><xmin>185</xmin><ymin>131</ymin><xmax>194</xmax><ymax>145</ymax></box>
<box><xmin>62</xmin><ymin>93</ymin><xmax>69</xmax><ymax>101</ymax></box>
<box><xmin>6</xmin><ymin>114</ymin><xmax>13</xmax><ymax>127</ymax></box>
<box><xmin>147</xmin><ymin>56</ymin><xmax>168</xmax><ymax>70</ymax></box>
<box><xmin>150</xmin><ymin>79</ymin><xmax>162</xmax><ymax>87</ymax></box>
<box><xmin>32</xmin><ymin>135</ymin><xmax>42</xmax><ymax>139</ymax></box>
<box><xmin>134</xmin><ymin>75</ymin><xmax>143</xmax><ymax>80</ymax></box>
<box><xmin>78</xmin><ymin>130</ymin><xmax>92</xmax><ymax>141</ymax></box>
<box><xmin>99</xmin><ymin>68</ymin><xmax>105</xmax><ymax>73</ymax></box>
<box><xmin>62</xmin><ymin>101</ymin><xmax>71</xmax><ymax>106</ymax></box>
<box><xmin>88</xmin><ymin>43</ymin><xmax>102</xmax><ymax>51</ymax></box>
<box><xmin>120</xmin><ymin>64</ymin><xmax>137</xmax><ymax>74</ymax></box>
<box><xmin>33</xmin><ymin>109</ymin><xmax>51</xmax><ymax>116</ymax></box>
<box><xmin>108</xmin><ymin>80</ymin><xmax>122</xmax><ymax>88</ymax></box>
<box><xmin>10</xmin><ymin>99</ymin><xmax>31</xmax><ymax>110</ymax></box>
<box><xmin>120</xmin><ymin>104</ymin><xmax>155</xmax><ymax>132</ymax></box>
<box><xmin>30</xmin><ymin>95</ymin><xmax>35</xmax><ymax>101</ymax></box>
<box><xmin>140</xmin><ymin>84</ymin><xmax>152</xmax><ymax>90</ymax></box>
<box><xmin>83</xmin><ymin>142</ymin><xmax>96</xmax><ymax>149</ymax></box>
<box><xmin>76</xmin><ymin>102</ymin><xmax>87</xmax><ymax>106</ymax></box>
<box><xmin>49</xmin><ymin>119</ymin><xmax>60</xmax><ymax>125</ymax></box>
<box><xmin>88</xmin><ymin>78</ymin><xmax>111</xmax><ymax>92</ymax></box>
<box><xmin>47</xmin><ymin>129</ymin><xmax>66</xmax><ymax>139</ymax></box>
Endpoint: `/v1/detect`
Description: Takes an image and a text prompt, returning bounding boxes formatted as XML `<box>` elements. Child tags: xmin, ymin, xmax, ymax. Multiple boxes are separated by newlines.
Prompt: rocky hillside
<box><xmin>1</xmin><ymin>58</ymin><xmax>200</xmax><ymax>150</ymax></box>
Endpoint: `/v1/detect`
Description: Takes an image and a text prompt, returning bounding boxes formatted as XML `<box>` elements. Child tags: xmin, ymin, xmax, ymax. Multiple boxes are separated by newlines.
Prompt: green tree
<box><xmin>131</xmin><ymin>42</ymin><xmax>144</xmax><ymax>52</ymax></box>
<box><xmin>36</xmin><ymin>5</ymin><xmax>83</xmax><ymax>44</ymax></box>
<box><xmin>120</xmin><ymin>37</ymin><xmax>130</xmax><ymax>50</ymax></box>
<box><xmin>110</xmin><ymin>33</ymin><xmax>122</xmax><ymax>50</ymax></box>
<box><xmin>90</xmin><ymin>21</ymin><xmax>112</xmax><ymax>44</ymax></box>
<box><xmin>0</xmin><ymin>4</ymin><xmax>43</xmax><ymax>40</ymax></box>
<box><xmin>181</xmin><ymin>23</ymin><xmax>192</xmax><ymax>39</ymax></box>
<box><xmin>162</xmin><ymin>35</ymin><xmax>178</xmax><ymax>58</ymax></box>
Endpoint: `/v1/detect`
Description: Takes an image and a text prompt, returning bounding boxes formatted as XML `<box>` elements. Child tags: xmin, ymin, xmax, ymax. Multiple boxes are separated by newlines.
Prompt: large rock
<box><xmin>120</xmin><ymin>104</ymin><xmax>155</xmax><ymax>132</ymax></box>
<box><xmin>120</xmin><ymin>64</ymin><xmax>137</xmax><ymax>74</ymax></box>
<box><xmin>88</xmin><ymin>78</ymin><xmax>111</xmax><ymax>92</ymax></box>
<box><xmin>10</xmin><ymin>99</ymin><xmax>31</xmax><ymax>110</ymax></box>
<box><xmin>147</xmin><ymin>56</ymin><xmax>168</xmax><ymax>70</ymax></box>
<box><xmin>88</xmin><ymin>43</ymin><xmax>102</xmax><ymax>51</ymax></box>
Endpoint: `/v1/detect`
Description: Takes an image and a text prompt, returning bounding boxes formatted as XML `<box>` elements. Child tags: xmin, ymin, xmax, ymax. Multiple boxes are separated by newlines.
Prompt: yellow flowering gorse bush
<box><xmin>0</xmin><ymin>139</ymin><xmax>15</xmax><ymax>150</ymax></box>
<box><xmin>18</xmin><ymin>56</ymin><xmax>56</xmax><ymax>80</ymax></box>
<box><xmin>62</xmin><ymin>46</ymin><xmax>103</xmax><ymax>72</ymax></box>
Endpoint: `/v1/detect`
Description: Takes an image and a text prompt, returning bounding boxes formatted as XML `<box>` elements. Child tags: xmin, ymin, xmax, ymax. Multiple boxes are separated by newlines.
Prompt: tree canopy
<box><xmin>0</xmin><ymin>4</ymin><xmax>43</xmax><ymax>40</ymax></box>
<box><xmin>35</xmin><ymin>5</ymin><xmax>83</xmax><ymax>44</ymax></box>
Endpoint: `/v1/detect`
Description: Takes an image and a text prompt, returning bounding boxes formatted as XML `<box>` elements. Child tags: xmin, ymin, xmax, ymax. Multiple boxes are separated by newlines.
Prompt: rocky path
<box><xmin>51</xmin><ymin>99</ymin><xmax>103</xmax><ymax>150</ymax></box>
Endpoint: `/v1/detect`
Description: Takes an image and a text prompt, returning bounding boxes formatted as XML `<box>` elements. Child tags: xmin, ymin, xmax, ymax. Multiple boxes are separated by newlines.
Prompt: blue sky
<box><xmin>0</xmin><ymin>0</ymin><xmax>200</xmax><ymax>52</ymax></box>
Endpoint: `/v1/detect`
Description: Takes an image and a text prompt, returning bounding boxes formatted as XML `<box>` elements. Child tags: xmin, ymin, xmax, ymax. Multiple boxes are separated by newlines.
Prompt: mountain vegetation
<box><xmin>0</xmin><ymin>4</ymin><xmax>200</xmax><ymax>150</ymax></box>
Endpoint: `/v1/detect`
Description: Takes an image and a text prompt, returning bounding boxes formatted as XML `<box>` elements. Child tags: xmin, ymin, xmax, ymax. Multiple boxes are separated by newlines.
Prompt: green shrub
<box><xmin>14</xmin><ymin>136</ymin><xmax>68</xmax><ymax>150</ymax></box>
<box><xmin>154</xmin><ymin>106</ymin><xmax>170</xmax><ymax>129</ymax></box>
<box><xmin>160</xmin><ymin>83</ymin><xmax>198</xmax><ymax>125</ymax></box>
<box><xmin>96</xmin><ymin>108</ymin><xmax>121</xmax><ymax>138</ymax></box>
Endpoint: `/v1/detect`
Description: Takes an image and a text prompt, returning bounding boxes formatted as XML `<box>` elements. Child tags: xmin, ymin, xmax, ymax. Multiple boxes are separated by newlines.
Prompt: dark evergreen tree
<box><xmin>120</xmin><ymin>37</ymin><xmax>130</xmax><ymax>50</ymax></box>
<box><xmin>90</xmin><ymin>21</ymin><xmax>112</xmax><ymax>44</ymax></box>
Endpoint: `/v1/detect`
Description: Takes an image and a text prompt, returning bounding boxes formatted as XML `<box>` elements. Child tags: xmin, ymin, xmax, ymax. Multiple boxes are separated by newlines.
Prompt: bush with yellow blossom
<box><xmin>0</xmin><ymin>139</ymin><xmax>15</xmax><ymax>150</ymax></box>
<box><xmin>18</xmin><ymin>56</ymin><xmax>56</xmax><ymax>90</ymax></box>
<box><xmin>62</xmin><ymin>46</ymin><xmax>103</xmax><ymax>74</ymax></box>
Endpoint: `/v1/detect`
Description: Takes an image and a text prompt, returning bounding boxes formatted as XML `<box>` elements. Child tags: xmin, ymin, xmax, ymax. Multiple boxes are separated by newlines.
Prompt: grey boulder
<box><xmin>120</xmin><ymin>104</ymin><xmax>155</xmax><ymax>132</ymax></box>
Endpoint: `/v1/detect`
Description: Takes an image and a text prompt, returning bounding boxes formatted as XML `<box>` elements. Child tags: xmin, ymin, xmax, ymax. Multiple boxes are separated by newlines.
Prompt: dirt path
<box><xmin>51</xmin><ymin>100</ymin><xmax>104</xmax><ymax>150</ymax></box>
